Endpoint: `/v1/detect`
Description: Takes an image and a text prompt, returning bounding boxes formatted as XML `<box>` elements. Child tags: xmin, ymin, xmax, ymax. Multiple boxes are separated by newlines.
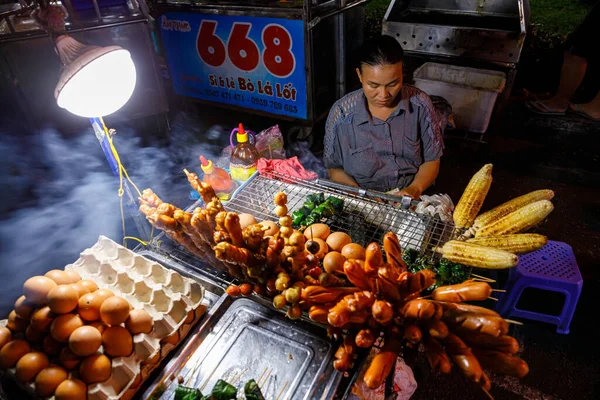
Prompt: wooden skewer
<box><xmin>200</xmin><ymin>364</ymin><xmax>220</xmax><ymax>392</ymax></box>
<box><xmin>257</xmin><ymin>367</ymin><xmax>268</xmax><ymax>386</ymax></box>
<box><xmin>491</xmin><ymin>289</ymin><xmax>506</xmax><ymax>293</ymax></box>
<box><xmin>185</xmin><ymin>353</ymin><xmax>203</xmax><ymax>386</ymax></box>
<box><xmin>488</xmin><ymin>296</ymin><xmax>499</xmax><ymax>301</ymax></box>
<box><xmin>482</xmin><ymin>387</ymin><xmax>495</xmax><ymax>400</ymax></box>
<box><xmin>505</xmin><ymin>319</ymin><xmax>523</xmax><ymax>325</ymax></box>
<box><xmin>232</xmin><ymin>368</ymin><xmax>248</xmax><ymax>386</ymax></box>
<box><xmin>260</xmin><ymin>368</ymin><xmax>273</xmax><ymax>390</ymax></box>
<box><xmin>227</xmin><ymin>370</ymin><xmax>237</xmax><ymax>385</ymax></box>
<box><xmin>275</xmin><ymin>380</ymin><xmax>289</xmax><ymax>400</ymax></box>
<box><xmin>471</xmin><ymin>273</ymin><xmax>496</xmax><ymax>283</ymax></box>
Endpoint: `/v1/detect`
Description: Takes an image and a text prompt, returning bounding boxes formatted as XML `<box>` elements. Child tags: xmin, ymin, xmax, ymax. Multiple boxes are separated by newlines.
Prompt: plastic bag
<box><xmin>414</xmin><ymin>194</ymin><xmax>455</xmax><ymax>222</ymax></box>
<box><xmin>255</xmin><ymin>125</ymin><xmax>286</xmax><ymax>159</ymax></box>
<box><xmin>348</xmin><ymin>339</ymin><xmax>417</xmax><ymax>400</ymax></box>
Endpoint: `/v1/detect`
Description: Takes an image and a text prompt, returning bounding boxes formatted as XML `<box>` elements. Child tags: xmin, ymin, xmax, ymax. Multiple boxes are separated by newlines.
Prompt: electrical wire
<box><xmin>99</xmin><ymin>116</ymin><xmax>149</xmax><ymax>247</ymax></box>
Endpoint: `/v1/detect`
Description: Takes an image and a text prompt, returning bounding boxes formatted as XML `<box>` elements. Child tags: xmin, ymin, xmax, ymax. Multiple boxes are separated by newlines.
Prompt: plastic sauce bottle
<box><xmin>200</xmin><ymin>155</ymin><xmax>236</xmax><ymax>201</ymax></box>
<box><xmin>230</xmin><ymin>123</ymin><xmax>260</xmax><ymax>182</ymax></box>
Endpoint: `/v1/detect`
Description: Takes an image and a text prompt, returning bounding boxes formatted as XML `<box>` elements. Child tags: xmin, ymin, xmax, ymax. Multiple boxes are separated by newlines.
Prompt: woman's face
<box><xmin>356</xmin><ymin>62</ymin><xmax>403</xmax><ymax>108</ymax></box>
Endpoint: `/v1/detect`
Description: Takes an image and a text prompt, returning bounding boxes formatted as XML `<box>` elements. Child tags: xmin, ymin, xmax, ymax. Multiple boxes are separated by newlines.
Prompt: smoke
<box><xmin>0</xmin><ymin>112</ymin><xmax>229</xmax><ymax>317</ymax></box>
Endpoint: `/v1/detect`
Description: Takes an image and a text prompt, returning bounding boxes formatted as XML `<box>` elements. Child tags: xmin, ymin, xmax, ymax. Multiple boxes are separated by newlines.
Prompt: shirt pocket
<box><xmin>345</xmin><ymin>143</ymin><xmax>381</xmax><ymax>179</ymax></box>
<box><xmin>402</xmin><ymin>134</ymin><xmax>422</xmax><ymax>163</ymax></box>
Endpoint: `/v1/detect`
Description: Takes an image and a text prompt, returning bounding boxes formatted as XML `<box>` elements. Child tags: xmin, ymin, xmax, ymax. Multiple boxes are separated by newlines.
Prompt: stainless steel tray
<box><xmin>146</xmin><ymin>297</ymin><xmax>342</xmax><ymax>400</ymax></box>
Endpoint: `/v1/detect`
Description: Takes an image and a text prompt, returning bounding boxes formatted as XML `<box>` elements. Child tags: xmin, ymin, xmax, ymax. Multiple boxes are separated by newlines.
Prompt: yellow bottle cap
<box><xmin>200</xmin><ymin>156</ymin><xmax>214</xmax><ymax>174</ymax></box>
<box><xmin>236</xmin><ymin>123</ymin><xmax>248</xmax><ymax>143</ymax></box>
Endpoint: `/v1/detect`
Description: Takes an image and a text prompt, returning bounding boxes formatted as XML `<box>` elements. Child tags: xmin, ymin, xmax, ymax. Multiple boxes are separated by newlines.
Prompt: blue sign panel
<box><xmin>160</xmin><ymin>12</ymin><xmax>307</xmax><ymax>119</ymax></box>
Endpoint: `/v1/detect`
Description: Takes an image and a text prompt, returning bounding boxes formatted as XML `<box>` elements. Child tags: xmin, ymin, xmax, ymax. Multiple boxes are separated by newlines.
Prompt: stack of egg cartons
<box><xmin>0</xmin><ymin>236</ymin><xmax>205</xmax><ymax>400</ymax></box>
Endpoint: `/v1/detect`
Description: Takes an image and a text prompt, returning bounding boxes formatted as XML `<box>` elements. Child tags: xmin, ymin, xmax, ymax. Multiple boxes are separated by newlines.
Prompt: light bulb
<box><xmin>54</xmin><ymin>36</ymin><xmax>137</xmax><ymax>118</ymax></box>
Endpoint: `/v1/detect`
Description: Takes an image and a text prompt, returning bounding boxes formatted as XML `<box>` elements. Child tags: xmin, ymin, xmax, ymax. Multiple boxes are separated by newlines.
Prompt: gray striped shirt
<box><xmin>323</xmin><ymin>85</ymin><xmax>444</xmax><ymax>192</ymax></box>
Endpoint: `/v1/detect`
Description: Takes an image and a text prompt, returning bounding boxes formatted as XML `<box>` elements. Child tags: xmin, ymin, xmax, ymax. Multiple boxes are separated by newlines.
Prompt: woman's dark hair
<box><xmin>357</xmin><ymin>35</ymin><xmax>404</xmax><ymax>70</ymax></box>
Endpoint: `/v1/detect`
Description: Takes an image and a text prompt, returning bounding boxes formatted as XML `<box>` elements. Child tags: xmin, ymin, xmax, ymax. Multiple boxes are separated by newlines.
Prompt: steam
<box><xmin>0</xmin><ymin>112</ymin><xmax>228</xmax><ymax>316</ymax></box>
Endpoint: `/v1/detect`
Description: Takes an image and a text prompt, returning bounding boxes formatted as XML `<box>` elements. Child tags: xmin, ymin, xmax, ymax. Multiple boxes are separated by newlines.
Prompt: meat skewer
<box><xmin>184</xmin><ymin>169</ymin><xmax>218</xmax><ymax>204</ymax></box>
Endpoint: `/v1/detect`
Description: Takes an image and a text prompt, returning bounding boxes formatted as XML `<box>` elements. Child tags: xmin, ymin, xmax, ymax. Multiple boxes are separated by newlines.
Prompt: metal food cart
<box><xmin>152</xmin><ymin>0</ymin><xmax>368</xmax><ymax>127</ymax></box>
<box><xmin>382</xmin><ymin>0</ymin><xmax>527</xmax><ymax>138</ymax></box>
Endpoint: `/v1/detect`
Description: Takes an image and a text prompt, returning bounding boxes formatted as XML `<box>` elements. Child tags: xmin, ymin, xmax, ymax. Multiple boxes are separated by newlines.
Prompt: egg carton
<box><xmin>1</xmin><ymin>236</ymin><xmax>208</xmax><ymax>400</ymax></box>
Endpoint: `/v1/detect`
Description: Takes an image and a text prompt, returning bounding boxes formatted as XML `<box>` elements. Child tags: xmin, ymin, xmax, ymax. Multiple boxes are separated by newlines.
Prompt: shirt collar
<box><xmin>355</xmin><ymin>86</ymin><xmax>411</xmax><ymax>125</ymax></box>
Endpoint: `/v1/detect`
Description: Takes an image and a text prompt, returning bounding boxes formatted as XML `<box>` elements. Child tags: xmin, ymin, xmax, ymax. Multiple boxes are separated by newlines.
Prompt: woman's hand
<box><xmin>396</xmin><ymin>185</ymin><xmax>422</xmax><ymax>200</ymax></box>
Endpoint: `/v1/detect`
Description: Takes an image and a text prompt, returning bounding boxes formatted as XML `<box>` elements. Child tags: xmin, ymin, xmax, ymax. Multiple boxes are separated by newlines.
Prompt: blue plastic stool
<box><xmin>495</xmin><ymin>241</ymin><xmax>583</xmax><ymax>334</ymax></box>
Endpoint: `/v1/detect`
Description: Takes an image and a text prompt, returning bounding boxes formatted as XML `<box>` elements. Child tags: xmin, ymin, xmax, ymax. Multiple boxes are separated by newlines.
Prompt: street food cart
<box><xmin>0</xmin><ymin>2</ymin><xmax>546</xmax><ymax>399</ymax></box>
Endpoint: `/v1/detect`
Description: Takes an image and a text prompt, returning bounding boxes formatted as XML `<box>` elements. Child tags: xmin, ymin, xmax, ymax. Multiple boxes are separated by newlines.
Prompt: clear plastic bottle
<box><xmin>230</xmin><ymin>123</ymin><xmax>260</xmax><ymax>182</ymax></box>
<box><xmin>200</xmin><ymin>155</ymin><xmax>236</xmax><ymax>201</ymax></box>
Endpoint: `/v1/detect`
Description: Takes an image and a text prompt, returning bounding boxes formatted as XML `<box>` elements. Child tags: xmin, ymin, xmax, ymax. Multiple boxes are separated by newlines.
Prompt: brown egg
<box><xmin>59</xmin><ymin>348</ymin><xmax>81</xmax><ymax>370</ymax></box>
<box><xmin>129</xmin><ymin>372</ymin><xmax>142</xmax><ymax>389</ymax></box>
<box><xmin>50</xmin><ymin>314</ymin><xmax>83</xmax><ymax>343</ymax></box>
<box><xmin>35</xmin><ymin>365</ymin><xmax>68</xmax><ymax>397</ymax></box>
<box><xmin>25</xmin><ymin>325</ymin><xmax>44</xmax><ymax>343</ymax></box>
<box><xmin>326</xmin><ymin>232</ymin><xmax>353</xmax><ymax>252</ymax></box>
<box><xmin>341</xmin><ymin>243</ymin><xmax>366</xmax><ymax>260</ymax></box>
<box><xmin>0</xmin><ymin>327</ymin><xmax>12</xmax><ymax>350</ymax></box>
<box><xmin>259</xmin><ymin>220</ymin><xmax>279</xmax><ymax>236</ymax></box>
<box><xmin>162</xmin><ymin>331</ymin><xmax>180</xmax><ymax>345</ymax></box>
<box><xmin>125</xmin><ymin>309</ymin><xmax>153</xmax><ymax>334</ymax></box>
<box><xmin>94</xmin><ymin>288</ymin><xmax>114</xmax><ymax>301</ymax></box>
<box><xmin>77</xmin><ymin>293</ymin><xmax>103</xmax><ymax>322</ymax></box>
<box><xmin>304</xmin><ymin>223</ymin><xmax>331</xmax><ymax>240</ymax></box>
<box><xmin>54</xmin><ymin>378</ymin><xmax>87</xmax><ymax>400</ymax></box>
<box><xmin>45</xmin><ymin>270</ymin><xmax>72</xmax><ymax>285</ymax></box>
<box><xmin>30</xmin><ymin>306</ymin><xmax>54</xmax><ymax>332</ymax></box>
<box><xmin>23</xmin><ymin>276</ymin><xmax>57</xmax><ymax>305</ymax></box>
<box><xmin>79</xmin><ymin>353</ymin><xmax>111</xmax><ymax>384</ymax></box>
<box><xmin>14</xmin><ymin>295</ymin><xmax>34</xmax><ymax>319</ymax></box>
<box><xmin>323</xmin><ymin>251</ymin><xmax>346</xmax><ymax>274</ymax></box>
<box><xmin>7</xmin><ymin>310</ymin><xmax>28</xmax><ymax>332</ymax></box>
<box><xmin>43</xmin><ymin>336</ymin><xmax>61</xmax><ymax>356</ymax></box>
<box><xmin>88</xmin><ymin>321</ymin><xmax>107</xmax><ymax>334</ymax></box>
<box><xmin>70</xmin><ymin>282</ymin><xmax>90</xmax><ymax>298</ymax></box>
<box><xmin>238</xmin><ymin>213</ymin><xmax>258</xmax><ymax>229</ymax></box>
<box><xmin>0</xmin><ymin>339</ymin><xmax>31</xmax><ymax>368</ymax></box>
<box><xmin>102</xmin><ymin>326</ymin><xmax>133</xmax><ymax>357</ymax></box>
<box><xmin>305</xmin><ymin>238</ymin><xmax>328</xmax><ymax>259</ymax></box>
<box><xmin>100</xmin><ymin>296</ymin><xmax>130</xmax><ymax>326</ymax></box>
<box><xmin>47</xmin><ymin>285</ymin><xmax>79</xmax><ymax>314</ymax></box>
<box><xmin>64</xmin><ymin>270</ymin><xmax>82</xmax><ymax>283</ymax></box>
<box><xmin>16</xmin><ymin>352</ymin><xmax>50</xmax><ymax>382</ymax></box>
<box><xmin>79</xmin><ymin>280</ymin><xmax>98</xmax><ymax>293</ymax></box>
<box><xmin>69</xmin><ymin>326</ymin><xmax>101</xmax><ymax>356</ymax></box>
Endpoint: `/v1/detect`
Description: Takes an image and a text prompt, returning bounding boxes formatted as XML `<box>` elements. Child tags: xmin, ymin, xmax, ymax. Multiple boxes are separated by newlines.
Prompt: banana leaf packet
<box><xmin>244</xmin><ymin>379</ymin><xmax>265</xmax><ymax>400</ymax></box>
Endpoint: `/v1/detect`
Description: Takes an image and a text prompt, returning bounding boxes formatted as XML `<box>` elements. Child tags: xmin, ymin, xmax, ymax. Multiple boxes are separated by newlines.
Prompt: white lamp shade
<box><xmin>54</xmin><ymin>36</ymin><xmax>137</xmax><ymax>118</ymax></box>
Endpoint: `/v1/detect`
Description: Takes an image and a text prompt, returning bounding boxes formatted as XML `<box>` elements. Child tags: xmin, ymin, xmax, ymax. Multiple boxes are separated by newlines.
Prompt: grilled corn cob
<box><xmin>467</xmin><ymin>234</ymin><xmax>548</xmax><ymax>254</ymax></box>
<box><xmin>473</xmin><ymin>189</ymin><xmax>555</xmax><ymax>231</ymax></box>
<box><xmin>453</xmin><ymin>164</ymin><xmax>493</xmax><ymax>229</ymax></box>
<box><xmin>441</xmin><ymin>240</ymin><xmax>518</xmax><ymax>269</ymax></box>
<box><xmin>475</xmin><ymin>200</ymin><xmax>554</xmax><ymax>237</ymax></box>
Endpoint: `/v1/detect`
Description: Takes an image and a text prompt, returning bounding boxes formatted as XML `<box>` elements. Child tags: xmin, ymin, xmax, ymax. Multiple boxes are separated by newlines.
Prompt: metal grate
<box><xmin>226</xmin><ymin>171</ymin><xmax>455</xmax><ymax>257</ymax></box>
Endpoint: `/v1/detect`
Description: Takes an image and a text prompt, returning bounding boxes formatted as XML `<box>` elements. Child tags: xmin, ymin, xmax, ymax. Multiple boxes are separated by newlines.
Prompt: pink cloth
<box><xmin>257</xmin><ymin>156</ymin><xmax>318</xmax><ymax>180</ymax></box>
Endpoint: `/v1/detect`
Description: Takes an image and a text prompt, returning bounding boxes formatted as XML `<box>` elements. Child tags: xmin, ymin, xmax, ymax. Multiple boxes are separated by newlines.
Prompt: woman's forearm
<box><xmin>410</xmin><ymin>159</ymin><xmax>440</xmax><ymax>193</ymax></box>
<box><xmin>328</xmin><ymin>168</ymin><xmax>360</xmax><ymax>187</ymax></box>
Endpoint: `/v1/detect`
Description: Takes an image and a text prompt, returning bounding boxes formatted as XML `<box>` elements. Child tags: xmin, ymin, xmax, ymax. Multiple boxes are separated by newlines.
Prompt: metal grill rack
<box><xmin>226</xmin><ymin>171</ymin><xmax>456</xmax><ymax>257</ymax></box>
<box><xmin>150</xmin><ymin>171</ymin><xmax>458</xmax><ymax>288</ymax></box>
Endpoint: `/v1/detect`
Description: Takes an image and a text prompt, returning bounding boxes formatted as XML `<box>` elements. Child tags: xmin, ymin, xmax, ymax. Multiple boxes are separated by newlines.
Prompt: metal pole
<box><xmin>89</xmin><ymin>117</ymin><xmax>153</xmax><ymax>243</ymax></box>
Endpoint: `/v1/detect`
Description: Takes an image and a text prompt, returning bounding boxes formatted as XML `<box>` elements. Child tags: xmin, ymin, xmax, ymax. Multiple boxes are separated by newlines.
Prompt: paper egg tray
<box><xmin>1</xmin><ymin>236</ymin><xmax>208</xmax><ymax>400</ymax></box>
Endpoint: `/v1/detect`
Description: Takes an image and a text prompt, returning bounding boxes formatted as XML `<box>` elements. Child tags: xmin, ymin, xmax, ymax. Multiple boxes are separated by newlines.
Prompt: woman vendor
<box><xmin>323</xmin><ymin>35</ymin><xmax>444</xmax><ymax>199</ymax></box>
